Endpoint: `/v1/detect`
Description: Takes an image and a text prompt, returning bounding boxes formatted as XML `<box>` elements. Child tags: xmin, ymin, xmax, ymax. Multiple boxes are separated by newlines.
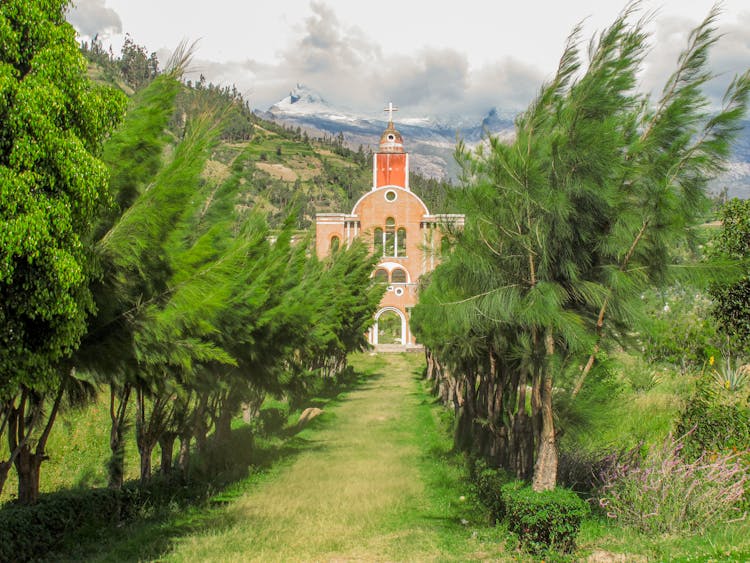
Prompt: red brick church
<box><xmin>315</xmin><ymin>104</ymin><xmax>464</xmax><ymax>349</ymax></box>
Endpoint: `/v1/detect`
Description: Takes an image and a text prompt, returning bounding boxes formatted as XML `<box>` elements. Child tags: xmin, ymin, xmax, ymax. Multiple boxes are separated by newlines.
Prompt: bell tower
<box><xmin>373</xmin><ymin>102</ymin><xmax>409</xmax><ymax>190</ymax></box>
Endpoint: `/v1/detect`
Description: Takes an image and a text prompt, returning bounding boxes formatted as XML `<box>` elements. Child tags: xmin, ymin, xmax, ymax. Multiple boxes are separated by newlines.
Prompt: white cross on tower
<box><xmin>384</xmin><ymin>102</ymin><xmax>398</xmax><ymax>124</ymax></box>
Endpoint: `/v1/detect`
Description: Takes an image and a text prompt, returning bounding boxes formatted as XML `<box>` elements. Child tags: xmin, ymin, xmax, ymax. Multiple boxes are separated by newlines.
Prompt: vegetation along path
<box><xmin>157</xmin><ymin>352</ymin><xmax>497</xmax><ymax>562</ymax></box>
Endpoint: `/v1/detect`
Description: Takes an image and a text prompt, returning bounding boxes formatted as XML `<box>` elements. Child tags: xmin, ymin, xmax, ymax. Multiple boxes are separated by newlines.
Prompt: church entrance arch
<box><xmin>373</xmin><ymin>307</ymin><xmax>406</xmax><ymax>345</ymax></box>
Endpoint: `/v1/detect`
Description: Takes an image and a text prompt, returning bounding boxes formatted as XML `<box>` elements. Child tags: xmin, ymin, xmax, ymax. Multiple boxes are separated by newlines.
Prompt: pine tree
<box><xmin>413</xmin><ymin>4</ymin><xmax>750</xmax><ymax>490</ymax></box>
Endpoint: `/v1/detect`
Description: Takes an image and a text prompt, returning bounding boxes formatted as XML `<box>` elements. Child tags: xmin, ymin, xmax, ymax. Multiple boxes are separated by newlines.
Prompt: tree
<box><xmin>119</xmin><ymin>34</ymin><xmax>158</xmax><ymax>90</ymax></box>
<box><xmin>710</xmin><ymin>198</ymin><xmax>750</xmax><ymax>353</ymax></box>
<box><xmin>0</xmin><ymin>0</ymin><xmax>126</xmax><ymax>500</ymax></box>
<box><xmin>412</xmin><ymin>4</ymin><xmax>750</xmax><ymax>491</ymax></box>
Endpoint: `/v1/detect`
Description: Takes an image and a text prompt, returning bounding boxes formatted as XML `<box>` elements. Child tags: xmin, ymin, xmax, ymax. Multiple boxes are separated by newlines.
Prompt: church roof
<box><xmin>379</xmin><ymin>121</ymin><xmax>404</xmax><ymax>153</ymax></box>
<box><xmin>379</xmin><ymin>102</ymin><xmax>404</xmax><ymax>153</ymax></box>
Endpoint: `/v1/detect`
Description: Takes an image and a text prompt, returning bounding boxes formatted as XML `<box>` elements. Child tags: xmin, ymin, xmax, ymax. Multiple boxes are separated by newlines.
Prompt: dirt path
<box><xmin>165</xmin><ymin>353</ymin><xmax>494</xmax><ymax>562</ymax></box>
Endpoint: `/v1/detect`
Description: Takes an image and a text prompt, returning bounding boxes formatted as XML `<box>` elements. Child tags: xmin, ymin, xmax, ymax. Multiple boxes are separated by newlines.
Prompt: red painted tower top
<box><xmin>374</xmin><ymin>102</ymin><xmax>409</xmax><ymax>190</ymax></box>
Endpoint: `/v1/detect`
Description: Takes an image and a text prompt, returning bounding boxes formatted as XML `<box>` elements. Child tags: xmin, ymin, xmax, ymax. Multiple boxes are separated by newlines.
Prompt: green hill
<box><xmin>82</xmin><ymin>46</ymin><xmax>451</xmax><ymax>232</ymax></box>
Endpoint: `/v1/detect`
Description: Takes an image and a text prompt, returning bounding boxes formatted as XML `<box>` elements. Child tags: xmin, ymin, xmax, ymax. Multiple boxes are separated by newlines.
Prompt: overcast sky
<box><xmin>67</xmin><ymin>0</ymin><xmax>750</xmax><ymax>118</ymax></box>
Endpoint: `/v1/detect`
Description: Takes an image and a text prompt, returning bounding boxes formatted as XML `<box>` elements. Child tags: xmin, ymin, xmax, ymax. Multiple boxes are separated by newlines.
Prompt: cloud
<box><xmin>182</xmin><ymin>1</ymin><xmax>748</xmax><ymax>119</ymax></box>
<box><xmin>190</xmin><ymin>1</ymin><xmax>542</xmax><ymax>118</ymax></box>
<box><xmin>67</xmin><ymin>0</ymin><xmax>122</xmax><ymax>38</ymax></box>
<box><xmin>706</xmin><ymin>12</ymin><xmax>750</xmax><ymax>104</ymax></box>
<box><xmin>639</xmin><ymin>12</ymin><xmax>750</xmax><ymax>108</ymax></box>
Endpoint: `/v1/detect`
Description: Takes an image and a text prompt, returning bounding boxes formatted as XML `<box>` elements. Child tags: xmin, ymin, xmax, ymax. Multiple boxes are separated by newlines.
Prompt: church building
<box><xmin>315</xmin><ymin>104</ymin><xmax>464</xmax><ymax>348</ymax></box>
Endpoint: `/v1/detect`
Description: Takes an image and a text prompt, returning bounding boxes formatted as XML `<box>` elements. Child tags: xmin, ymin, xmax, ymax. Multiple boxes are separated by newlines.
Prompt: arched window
<box><xmin>374</xmin><ymin>228</ymin><xmax>384</xmax><ymax>255</ymax></box>
<box><xmin>391</xmin><ymin>268</ymin><xmax>407</xmax><ymax>283</ymax></box>
<box><xmin>385</xmin><ymin>217</ymin><xmax>396</xmax><ymax>257</ymax></box>
<box><xmin>396</xmin><ymin>227</ymin><xmax>406</xmax><ymax>257</ymax></box>
<box><xmin>373</xmin><ymin>269</ymin><xmax>388</xmax><ymax>283</ymax></box>
<box><xmin>330</xmin><ymin>236</ymin><xmax>340</xmax><ymax>252</ymax></box>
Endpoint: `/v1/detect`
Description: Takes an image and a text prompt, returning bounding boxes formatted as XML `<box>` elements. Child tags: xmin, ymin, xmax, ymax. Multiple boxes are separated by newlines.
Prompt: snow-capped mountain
<box><xmin>258</xmin><ymin>84</ymin><xmax>750</xmax><ymax>197</ymax></box>
<box><xmin>257</xmin><ymin>84</ymin><xmax>515</xmax><ymax>180</ymax></box>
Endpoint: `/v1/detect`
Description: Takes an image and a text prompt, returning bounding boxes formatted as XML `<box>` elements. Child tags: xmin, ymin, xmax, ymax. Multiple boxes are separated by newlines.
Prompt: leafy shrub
<box><xmin>259</xmin><ymin>405</ymin><xmax>290</xmax><ymax>435</ymax></box>
<box><xmin>596</xmin><ymin>432</ymin><xmax>748</xmax><ymax>534</ymax></box>
<box><xmin>470</xmin><ymin>458</ymin><xmax>514</xmax><ymax>524</ymax></box>
<box><xmin>0</xmin><ymin>478</ymin><xmax>211</xmax><ymax>562</ymax></box>
<box><xmin>709</xmin><ymin>198</ymin><xmax>750</xmax><ymax>354</ymax></box>
<box><xmin>641</xmin><ymin>285</ymin><xmax>720</xmax><ymax>369</ymax></box>
<box><xmin>0</xmin><ymin>489</ymin><xmax>120</xmax><ymax>562</ymax></box>
<box><xmin>502</xmin><ymin>483</ymin><xmax>588</xmax><ymax>555</ymax></box>
<box><xmin>676</xmin><ymin>367</ymin><xmax>750</xmax><ymax>461</ymax></box>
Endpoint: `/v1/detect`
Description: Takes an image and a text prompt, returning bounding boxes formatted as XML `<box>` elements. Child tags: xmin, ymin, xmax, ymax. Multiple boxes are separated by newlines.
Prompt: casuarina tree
<box><xmin>412</xmin><ymin>3</ymin><xmax>750</xmax><ymax>491</ymax></box>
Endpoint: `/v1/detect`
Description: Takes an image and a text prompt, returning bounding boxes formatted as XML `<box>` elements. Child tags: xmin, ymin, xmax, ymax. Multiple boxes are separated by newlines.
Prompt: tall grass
<box><xmin>596</xmin><ymin>432</ymin><xmax>748</xmax><ymax>534</ymax></box>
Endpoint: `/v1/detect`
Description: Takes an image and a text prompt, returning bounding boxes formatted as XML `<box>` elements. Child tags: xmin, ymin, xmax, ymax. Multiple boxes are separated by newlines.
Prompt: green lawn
<box><xmin>7</xmin><ymin>351</ymin><xmax>748</xmax><ymax>562</ymax></box>
<box><xmin>55</xmin><ymin>353</ymin><xmax>503</xmax><ymax>561</ymax></box>
<box><xmin>158</xmin><ymin>353</ymin><xmax>501</xmax><ymax>562</ymax></box>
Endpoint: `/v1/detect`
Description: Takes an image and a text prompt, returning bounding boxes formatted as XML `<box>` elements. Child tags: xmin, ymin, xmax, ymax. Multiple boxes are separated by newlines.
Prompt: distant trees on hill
<box><xmin>80</xmin><ymin>33</ymin><xmax>158</xmax><ymax>91</ymax></box>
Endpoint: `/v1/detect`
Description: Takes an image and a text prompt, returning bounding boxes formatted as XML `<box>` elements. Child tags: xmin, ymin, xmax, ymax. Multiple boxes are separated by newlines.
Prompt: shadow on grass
<box><xmin>14</xmin><ymin>365</ymin><xmax>382</xmax><ymax>563</ymax></box>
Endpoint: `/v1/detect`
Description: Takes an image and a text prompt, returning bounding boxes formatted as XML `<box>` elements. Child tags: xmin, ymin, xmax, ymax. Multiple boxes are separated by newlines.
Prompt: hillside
<box><xmin>256</xmin><ymin>84</ymin><xmax>516</xmax><ymax>182</ymax></box>
<box><xmin>81</xmin><ymin>55</ymin><xmax>453</xmax><ymax>230</ymax></box>
<box><xmin>260</xmin><ymin>84</ymin><xmax>750</xmax><ymax>198</ymax></box>
<box><xmin>206</xmin><ymin>118</ymin><xmax>452</xmax><ymax>229</ymax></box>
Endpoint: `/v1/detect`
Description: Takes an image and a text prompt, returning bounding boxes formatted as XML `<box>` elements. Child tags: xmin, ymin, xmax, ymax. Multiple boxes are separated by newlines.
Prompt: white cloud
<box><xmin>69</xmin><ymin>0</ymin><xmax>750</xmax><ymax>118</ymax></box>
<box><xmin>67</xmin><ymin>0</ymin><xmax>122</xmax><ymax>39</ymax></box>
<box><xmin>180</xmin><ymin>2</ymin><xmax>543</xmax><ymax>118</ymax></box>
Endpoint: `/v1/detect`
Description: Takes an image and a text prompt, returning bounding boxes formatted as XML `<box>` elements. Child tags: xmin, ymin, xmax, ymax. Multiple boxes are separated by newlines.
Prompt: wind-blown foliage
<box><xmin>412</xmin><ymin>4</ymin><xmax>750</xmax><ymax>490</ymax></box>
<box><xmin>73</xmin><ymin>60</ymin><xmax>383</xmax><ymax>487</ymax></box>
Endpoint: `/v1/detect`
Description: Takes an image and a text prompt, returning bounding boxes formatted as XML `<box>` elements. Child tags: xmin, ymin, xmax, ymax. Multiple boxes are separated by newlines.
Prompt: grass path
<box><xmin>160</xmin><ymin>353</ymin><xmax>500</xmax><ymax>562</ymax></box>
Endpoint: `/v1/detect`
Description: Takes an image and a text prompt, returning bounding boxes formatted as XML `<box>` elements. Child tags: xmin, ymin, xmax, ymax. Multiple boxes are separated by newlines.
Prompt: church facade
<box><xmin>315</xmin><ymin>105</ymin><xmax>464</xmax><ymax>348</ymax></box>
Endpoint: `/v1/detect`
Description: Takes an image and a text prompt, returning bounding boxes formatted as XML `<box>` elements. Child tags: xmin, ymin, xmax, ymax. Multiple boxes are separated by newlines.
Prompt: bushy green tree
<box><xmin>0</xmin><ymin>0</ymin><xmax>126</xmax><ymax>501</ymax></box>
<box><xmin>710</xmin><ymin>198</ymin><xmax>750</xmax><ymax>353</ymax></box>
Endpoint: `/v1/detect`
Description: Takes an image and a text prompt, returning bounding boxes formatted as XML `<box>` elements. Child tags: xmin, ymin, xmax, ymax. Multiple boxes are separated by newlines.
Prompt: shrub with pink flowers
<box><xmin>596</xmin><ymin>432</ymin><xmax>748</xmax><ymax>534</ymax></box>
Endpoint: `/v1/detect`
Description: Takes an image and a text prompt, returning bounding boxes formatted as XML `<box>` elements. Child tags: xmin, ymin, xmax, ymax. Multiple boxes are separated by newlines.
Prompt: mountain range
<box><xmin>257</xmin><ymin>84</ymin><xmax>750</xmax><ymax>199</ymax></box>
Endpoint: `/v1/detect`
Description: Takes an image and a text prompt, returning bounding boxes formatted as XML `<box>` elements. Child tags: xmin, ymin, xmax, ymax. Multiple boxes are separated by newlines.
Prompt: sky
<box><xmin>67</xmin><ymin>0</ymin><xmax>750</xmax><ymax>119</ymax></box>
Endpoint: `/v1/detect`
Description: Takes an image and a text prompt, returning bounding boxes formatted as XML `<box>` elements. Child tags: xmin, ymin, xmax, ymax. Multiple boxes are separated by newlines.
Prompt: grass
<box><xmin>5</xmin><ymin>351</ymin><xmax>748</xmax><ymax>561</ymax></box>
<box><xmin>155</xmin><ymin>352</ymin><xmax>502</xmax><ymax>562</ymax></box>
<box><xmin>0</xmin><ymin>394</ymin><xmax>147</xmax><ymax>504</ymax></box>
<box><xmin>578</xmin><ymin>515</ymin><xmax>750</xmax><ymax>562</ymax></box>
<box><xmin>41</xmin><ymin>352</ymin><xmax>503</xmax><ymax>561</ymax></box>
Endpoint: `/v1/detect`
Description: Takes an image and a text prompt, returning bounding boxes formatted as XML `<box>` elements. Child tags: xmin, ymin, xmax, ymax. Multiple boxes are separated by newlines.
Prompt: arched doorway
<box><xmin>373</xmin><ymin>307</ymin><xmax>406</xmax><ymax>345</ymax></box>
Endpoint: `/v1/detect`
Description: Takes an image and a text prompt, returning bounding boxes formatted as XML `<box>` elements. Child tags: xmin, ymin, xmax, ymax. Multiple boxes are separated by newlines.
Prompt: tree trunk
<box><xmin>532</xmin><ymin>332</ymin><xmax>558</xmax><ymax>491</ymax></box>
<box><xmin>513</xmin><ymin>367</ymin><xmax>535</xmax><ymax>480</ymax></box>
<box><xmin>425</xmin><ymin>349</ymin><xmax>435</xmax><ymax>381</ymax></box>
<box><xmin>241</xmin><ymin>403</ymin><xmax>253</xmax><ymax>424</ymax></box>
<box><xmin>136</xmin><ymin>386</ymin><xmax>157</xmax><ymax>483</ymax></box>
<box><xmin>0</xmin><ymin>461</ymin><xmax>10</xmax><ymax>496</ymax></box>
<box><xmin>194</xmin><ymin>392</ymin><xmax>209</xmax><ymax>456</ymax></box>
<box><xmin>455</xmin><ymin>373</ymin><xmax>477</xmax><ymax>452</ymax></box>
<box><xmin>214</xmin><ymin>393</ymin><xmax>233</xmax><ymax>445</ymax></box>
<box><xmin>108</xmin><ymin>384</ymin><xmax>131</xmax><ymax>489</ymax></box>
<box><xmin>13</xmin><ymin>382</ymin><xmax>63</xmax><ymax>504</ymax></box>
<box><xmin>15</xmin><ymin>445</ymin><xmax>43</xmax><ymax>504</ymax></box>
<box><xmin>159</xmin><ymin>433</ymin><xmax>176</xmax><ymax>475</ymax></box>
<box><xmin>139</xmin><ymin>443</ymin><xmax>153</xmax><ymax>483</ymax></box>
<box><xmin>178</xmin><ymin>434</ymin><xmax>191</xmax><ymax>480</ymax></box>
